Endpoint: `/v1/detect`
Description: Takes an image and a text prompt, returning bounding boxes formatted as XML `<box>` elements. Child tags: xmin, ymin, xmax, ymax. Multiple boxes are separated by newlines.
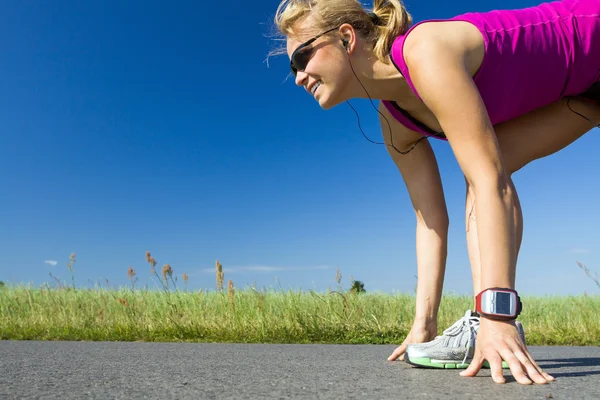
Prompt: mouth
<box><xmin>309</xmin><ymin>81</ymin><xmax>322</xmax><ymax>96</ymax></box>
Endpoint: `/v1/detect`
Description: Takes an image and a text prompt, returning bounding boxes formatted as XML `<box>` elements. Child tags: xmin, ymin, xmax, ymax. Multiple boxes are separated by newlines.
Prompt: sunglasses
<box><xmin>290</xmin><ymin>26</ymin><xmax>341</xmax><ymax>77</ymax></box>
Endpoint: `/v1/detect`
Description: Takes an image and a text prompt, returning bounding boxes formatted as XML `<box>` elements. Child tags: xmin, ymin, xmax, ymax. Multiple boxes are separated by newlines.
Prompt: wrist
<box><xmin>479</xmin><ymin>315</ymin><xmax>518</xmax><ymax>327</ymax></box>
<box><xmin>414</xmin><ymin>297</ymin><xmax>440</xmax><ymax>326</ymax></box>
<box><xmin>413</xmin><ymin>313</ymin><xmax>438</xmax><ymax>327</ymax></box>
<box><xmin>414</xmin><ymin>290</ymin><xmax>442</xmax><ymax>327</ymax></box>
<box><xmin>475</xmin><ymin>287</ymin><xmax>522</xmax><ymax>320</ymax></box>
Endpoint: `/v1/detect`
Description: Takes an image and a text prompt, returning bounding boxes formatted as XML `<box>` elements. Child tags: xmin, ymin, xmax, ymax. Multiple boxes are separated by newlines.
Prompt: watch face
<box><xmin>495</xmin><ymin>292</ymin><xmax>513</xmax><ymax>315</ymax></box>
<box><xmin>478</xmin><ymin>289</ymin><xmax>519</xmax><ymax>319</ymax></box>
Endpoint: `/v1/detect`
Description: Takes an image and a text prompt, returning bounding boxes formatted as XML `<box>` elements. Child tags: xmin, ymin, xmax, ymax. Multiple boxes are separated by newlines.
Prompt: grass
<box><xmin>1</xmin><ymin>285</ymin><xmax>599</xmax><ymax>345</ymax></box>
<box><xmin>0</xmin><ymin>252</ymin><xmax>598</xmax><ymax>345</ymax></box>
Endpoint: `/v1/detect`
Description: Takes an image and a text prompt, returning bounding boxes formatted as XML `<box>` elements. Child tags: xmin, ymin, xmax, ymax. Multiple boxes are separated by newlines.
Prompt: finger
<box><xmin>510</xmin><ymin>348</ymin><xmax>547</xmax><ymax>384</ymax></box>
<box><xmin>520</xmin><ymin>344</ymin><xmax>555</xmax><ymax>382</ymax></box>
<box><xmin>388</xmin><ymin>342</ymin><xmax>408</xmax><ymax>361</ymax></box>
<box><xmin>486</xmin><ymin>352</ymin><xmax>509</xmax><ymax>384</ymax></box>
<box><xmin>510</xmin><ymin>342</ymin><xmax>554</xmax><ymax>383</ymax></box>
<box><xmin>543</xmin><ymin>371</ymin><xmax>556</xmax><ymax>382</ymax></box>
<box><xmin>499</xmin><ymin>347</ymin><xmax>532</xmax><ymax>385</ymax></box>
<box><xmin>460</xmin><ymin>353</ymin><xmax>484</xmax><ymax>377</ymax></box>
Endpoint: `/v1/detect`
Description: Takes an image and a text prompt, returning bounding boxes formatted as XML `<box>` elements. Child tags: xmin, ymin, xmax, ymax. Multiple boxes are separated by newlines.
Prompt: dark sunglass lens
<box><xmin>293</xmin><ymin>49</ymin><xmax>312</xmax><ymax>73</ymax></box>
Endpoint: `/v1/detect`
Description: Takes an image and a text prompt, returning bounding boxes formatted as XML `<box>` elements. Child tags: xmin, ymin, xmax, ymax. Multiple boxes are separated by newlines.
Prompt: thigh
<box><xmin>493</xmin><ymin>97</ymin><xmax>599</xmax><ymax>174</ymax></box>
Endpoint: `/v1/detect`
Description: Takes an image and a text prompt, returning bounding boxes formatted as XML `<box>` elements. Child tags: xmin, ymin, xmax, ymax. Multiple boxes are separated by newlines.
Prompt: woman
<box><xmin>270</xmin><ymin>0</ymin><xmax>600</xmax><ymax>385</ymax></box>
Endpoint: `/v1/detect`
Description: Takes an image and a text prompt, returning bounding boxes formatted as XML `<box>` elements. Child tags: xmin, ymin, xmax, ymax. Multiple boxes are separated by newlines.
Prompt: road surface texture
<box><xmin>1</xmin><ymin>341</ymin><xmax>599</xmax><ymax>399</ymax></box>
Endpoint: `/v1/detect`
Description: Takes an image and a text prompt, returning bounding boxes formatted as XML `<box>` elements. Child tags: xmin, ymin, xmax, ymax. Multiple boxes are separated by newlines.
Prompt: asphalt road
<box><xmin>1</xmin><ymin>341</ymin><xmax>599</xmax><ymax>399</ymax></box>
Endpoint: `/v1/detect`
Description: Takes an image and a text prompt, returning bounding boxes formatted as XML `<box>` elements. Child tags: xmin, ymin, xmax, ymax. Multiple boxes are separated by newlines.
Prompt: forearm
<box><xmin>413</xmin><ymin>215</ymin><xmax>448</xmax><ymax>324</ymax></box>
<box><xmin>474</xmin><ymin>179</ymin><xmax>517</xmax><ymax>290</ymax></box>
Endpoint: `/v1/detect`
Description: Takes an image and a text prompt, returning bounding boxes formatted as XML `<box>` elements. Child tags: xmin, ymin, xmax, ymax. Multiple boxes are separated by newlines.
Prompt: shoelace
<box><xmin>439</xmin><ymin>310</ymin><xmax>480</xmax><ymax>366</ymax></box>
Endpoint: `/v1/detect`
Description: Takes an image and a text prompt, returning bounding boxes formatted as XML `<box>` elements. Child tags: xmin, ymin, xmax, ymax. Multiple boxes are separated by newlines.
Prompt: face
<box><xmin>286</xmin><ymin>21</ymin><xmax>353</xmax><ymax>109</ymax></box>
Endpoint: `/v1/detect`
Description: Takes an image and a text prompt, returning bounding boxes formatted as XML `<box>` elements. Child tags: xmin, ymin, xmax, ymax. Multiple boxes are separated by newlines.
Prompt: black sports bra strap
<box><xmin>389</xmin><ymin>101</ymin><xmax>447</xmax><ymax>139</ymax></box>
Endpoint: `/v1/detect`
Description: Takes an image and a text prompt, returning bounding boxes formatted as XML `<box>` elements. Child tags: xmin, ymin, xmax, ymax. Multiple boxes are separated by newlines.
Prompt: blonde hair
<box><xmin>268</xmin><ymin>0</ymin><xmax>412</xmax><ymax>64</ymax></box>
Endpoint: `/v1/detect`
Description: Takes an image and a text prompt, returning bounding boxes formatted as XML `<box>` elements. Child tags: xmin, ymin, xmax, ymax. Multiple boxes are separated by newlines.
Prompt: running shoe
<box><xmin>404</xmin><ymin>309</ymin><xmax>526</xmax><ymax>369</ymax></box>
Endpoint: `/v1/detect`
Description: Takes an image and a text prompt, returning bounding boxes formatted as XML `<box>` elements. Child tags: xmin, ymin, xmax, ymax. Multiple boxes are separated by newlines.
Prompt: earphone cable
<box><xmin>345</xmin><ymin>53</ymin><xmax>429</xmax><ymax>155</ymax></box>
<box><xmin>343</xmin><ymin>43</ymin><xmax>451</xmax><ymax>155</ymax></box>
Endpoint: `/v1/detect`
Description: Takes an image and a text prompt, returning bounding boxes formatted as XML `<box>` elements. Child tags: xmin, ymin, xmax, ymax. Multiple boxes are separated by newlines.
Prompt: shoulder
<box><xmin>403</xmin><ymin>21</ymin><xmax>466</xmax><ymax>58</ymax></box>
<box><xmin>402</xmin><ymin>21</ymin><xmax>485</xmax><ymax>77</ymax></box>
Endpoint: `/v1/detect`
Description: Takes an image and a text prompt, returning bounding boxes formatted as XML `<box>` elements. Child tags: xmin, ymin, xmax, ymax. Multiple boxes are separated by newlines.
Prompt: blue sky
<box><xmin>1</xmin><ymin>0</ymin><xmax>598</xmax><ymax>296</ymax></box>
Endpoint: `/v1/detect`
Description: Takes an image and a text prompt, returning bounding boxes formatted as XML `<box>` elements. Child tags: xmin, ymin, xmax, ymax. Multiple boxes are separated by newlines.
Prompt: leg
<box><xmin>465</xmin><ymin>96</ymin><xmax>600</xmax><ymax>300</ymax></box>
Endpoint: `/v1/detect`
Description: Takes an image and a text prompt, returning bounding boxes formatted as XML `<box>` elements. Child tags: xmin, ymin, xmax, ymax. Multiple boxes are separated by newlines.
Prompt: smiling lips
<box><xmin>308</xmin><ymin>81</ymin><xmax>322</xmax><ymax>96</ymax></box>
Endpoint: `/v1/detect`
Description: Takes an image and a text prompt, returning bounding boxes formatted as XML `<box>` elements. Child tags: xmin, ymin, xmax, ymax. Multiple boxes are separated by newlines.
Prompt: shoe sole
<box><xmin>405</xmin><ymin>352</ymin><xmax>509</xmax><ymax>369</ymax></box>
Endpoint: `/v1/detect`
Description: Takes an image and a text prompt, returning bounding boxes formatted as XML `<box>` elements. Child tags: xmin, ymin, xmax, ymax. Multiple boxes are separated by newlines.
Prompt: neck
<box><xmin>345</xmin><ymin>55</ymin><xmax>416</xmax><ymax>107</ymax></box>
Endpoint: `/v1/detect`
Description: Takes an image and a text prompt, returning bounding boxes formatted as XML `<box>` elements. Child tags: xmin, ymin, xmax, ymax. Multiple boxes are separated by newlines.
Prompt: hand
<box><xmin>387</xmin><ymin>320</ymin><xmax>438</xmax><ymax>361</ymax></box>
<box><xmin>460</xmin><ymin>317</ymin><xmax>555</xmax><ymax>384</ymax></box>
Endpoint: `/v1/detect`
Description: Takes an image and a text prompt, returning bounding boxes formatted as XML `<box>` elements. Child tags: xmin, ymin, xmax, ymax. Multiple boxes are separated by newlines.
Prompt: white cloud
<box><xmin>570</xmin><ymin>248</ymin><xmax>591</xmax><ymax>254</ymax></box>
<box><xmin>44</xmin><ymin>260</ymin><xmax>58</xmax><ymax>266</ymax></box>
<box><xmin>197</xmin><ymin>265</ymin><xmax>331</xmax><ymax>274</ymax></box>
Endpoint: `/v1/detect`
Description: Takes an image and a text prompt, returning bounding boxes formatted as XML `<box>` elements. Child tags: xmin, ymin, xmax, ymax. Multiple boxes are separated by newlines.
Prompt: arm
<box><xmin>403</xmin><ymin>27</ymin><xmax>515</xmax><ymax>306</ymax></box>
<box><xmin>403</xmin><ymin>24</ymin><xmax>550</xmax><ymax>384</ymax></box>
<box><xmin>378</xmin><ymin>104</ymin><xmax>449</xmax><ymax>349</ymax></box>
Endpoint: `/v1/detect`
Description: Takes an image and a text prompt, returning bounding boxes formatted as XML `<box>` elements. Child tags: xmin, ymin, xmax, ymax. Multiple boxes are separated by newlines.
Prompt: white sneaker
<box><xmin>404</xmin><ymin>309</ymin><xmax>526</xmax><ymax>369</ymax></box>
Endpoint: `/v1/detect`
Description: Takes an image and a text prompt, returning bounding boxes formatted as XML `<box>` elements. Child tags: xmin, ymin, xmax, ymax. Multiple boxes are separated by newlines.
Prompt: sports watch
<box><xmin>475</xmin><ymin>287</ymin><xmax>522</xmax><ymax>321</ymax></box>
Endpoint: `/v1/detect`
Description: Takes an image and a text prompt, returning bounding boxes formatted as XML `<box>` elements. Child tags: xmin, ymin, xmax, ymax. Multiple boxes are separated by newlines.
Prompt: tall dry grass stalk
<box><xmin>162</xmin><ymin>264</ymin><xmax>173</xmax><ymax>290</ymax></box>
<box><xmin>216</xmin><ymin>260</ymin><xmax>224</xmax><ymax>292</ymax></box>
<box><xmin>67</xmin><ymin>253</ymin><xmax>76</xmax><ymax>289</ymax></box>
<box><xmin>127</xmin><ymin>266</ymin><xmax>137</xmax><ymax>290</ymax></box>
<box><xmin>182</xmin><ymin>273</ymin><xmax>189</xmax><ymax>290</ymax></box>
<box><xmin>145</xmin><ymin>252</ymin><xmax>177</xmax><ymax>292</ymax></box>
<box><xmin>146</xmin><ymin>251</ymin><xmax>157</xmax><ymax>274</ymax></box>
<box><xmin>227</xmin><ymin>280</ymin><xmax>235</xmax><ymax>309</ymax></box>
<box><xmin>162</xmin><ymin>264</ymin><xmax>173</xmax><ymax>281</ymax></box>
<box><xmin>577</xmin><ymin>261</ymin><xmax>600</xmax><ymax>289</ymax></box>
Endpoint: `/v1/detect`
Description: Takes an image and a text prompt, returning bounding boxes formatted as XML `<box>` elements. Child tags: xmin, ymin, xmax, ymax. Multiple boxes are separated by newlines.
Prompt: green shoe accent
<box><xmin>406</xmin><ymin>356</ymin><xmax>509</xmax><ymax>369</ymax></box>
<box><xmin>405</xmin><ymin>356</ymin><xmax>471</xmax><ymax>369</ymax></box>
<box><xmin>405</xmin><ymin>357</ymin><xmax>446</xmax><ymax>368</ymax></box>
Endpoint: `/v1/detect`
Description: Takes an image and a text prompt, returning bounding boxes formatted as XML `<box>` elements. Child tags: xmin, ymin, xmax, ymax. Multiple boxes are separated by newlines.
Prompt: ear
<box><xmin>338</xmin><ymin>23</ymin><xmax>355</xmax><ymax>52</ymax></box>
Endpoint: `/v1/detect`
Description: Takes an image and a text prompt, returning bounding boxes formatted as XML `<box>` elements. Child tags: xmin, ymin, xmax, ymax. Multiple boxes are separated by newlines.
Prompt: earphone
<box><xmin>342</xmin><ymin>38</ymin><xmax>349</xmax><ymax>51</ymax></box>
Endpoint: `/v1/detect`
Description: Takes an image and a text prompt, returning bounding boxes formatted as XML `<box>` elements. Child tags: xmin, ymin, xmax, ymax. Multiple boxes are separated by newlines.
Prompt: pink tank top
<box><xmin>381</xmin><ymin>0</ymin><xmax>600</xmax><ymax>140</ymax></box>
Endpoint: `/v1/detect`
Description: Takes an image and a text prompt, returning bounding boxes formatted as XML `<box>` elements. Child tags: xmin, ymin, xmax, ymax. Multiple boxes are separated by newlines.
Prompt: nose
<box><xmin>295</xmin><ymin>70</ymin><xmax>308</xmax><ymax>87</ymax></box>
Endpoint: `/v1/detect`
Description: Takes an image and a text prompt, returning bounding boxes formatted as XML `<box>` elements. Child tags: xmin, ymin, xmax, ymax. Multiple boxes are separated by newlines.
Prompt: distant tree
<box><xmin>0</xmin><ymin>281</ymin><xmax>5</xmax><ymax>288</ymax></box>
<box><xmin>349</xmin><ymin>279</ymin><xmax>366</xmax><ymax>294</ymax></box>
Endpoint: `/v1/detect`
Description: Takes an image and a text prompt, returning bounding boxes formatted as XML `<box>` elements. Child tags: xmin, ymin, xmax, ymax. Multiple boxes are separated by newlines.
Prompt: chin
<box><xmin>317</xmin><ymin>92</ymin><xmax>343</xmax><ymax>110</ymax></box>
<box><xmin>319</xmin><ymin>78</ymin><xmax>353</xmax><ymax>109</ymax></box>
